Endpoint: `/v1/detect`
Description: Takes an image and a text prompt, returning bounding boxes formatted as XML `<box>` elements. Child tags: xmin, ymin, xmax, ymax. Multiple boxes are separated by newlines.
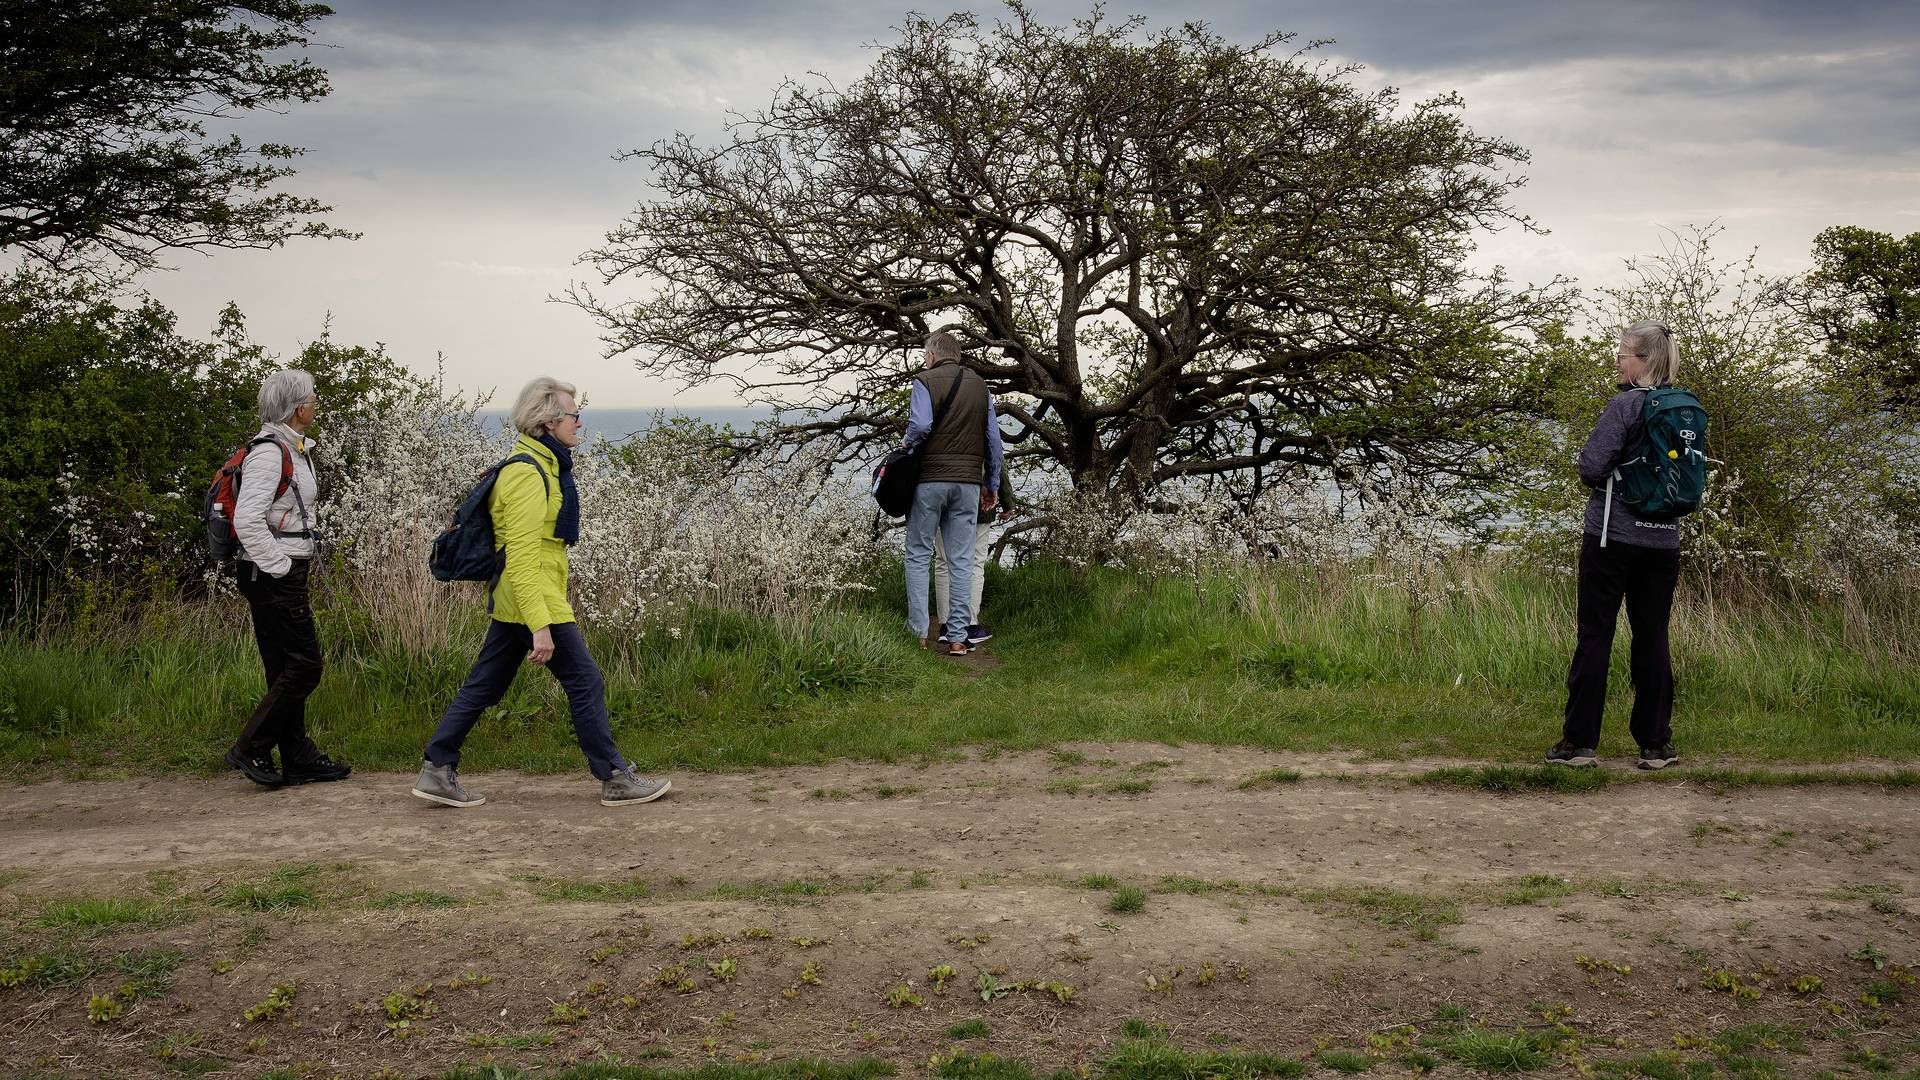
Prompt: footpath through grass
<box><xmin>1</xmin><ymin>559</ymin><xmax>1916</xmax><ymax>775</ymax></box>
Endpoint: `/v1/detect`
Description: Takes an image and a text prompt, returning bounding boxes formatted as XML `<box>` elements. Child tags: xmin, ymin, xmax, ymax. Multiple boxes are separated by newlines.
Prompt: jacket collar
<box><xmin>514</xmin><ymin>432</ymin><xmax>560</xmax><ymax>471</ymax></box>
<box><xmin>262</xmin><ymin>421</ymin><xmax>313</xmax><ymax>455</ymax></box>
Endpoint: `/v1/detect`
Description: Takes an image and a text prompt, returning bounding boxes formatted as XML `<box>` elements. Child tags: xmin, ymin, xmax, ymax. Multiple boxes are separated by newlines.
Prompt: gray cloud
<box><xmin>136</xmin><ymin>0</ymin><xmax>1920</xmax><ymax>405</ymax></box>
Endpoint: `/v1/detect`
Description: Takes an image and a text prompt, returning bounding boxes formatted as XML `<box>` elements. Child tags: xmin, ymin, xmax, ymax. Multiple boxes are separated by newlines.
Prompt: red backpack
<box><xmin>204</xmin><ymin>436</ymin><xmax>297</xmax><ymax>563</ymax></box>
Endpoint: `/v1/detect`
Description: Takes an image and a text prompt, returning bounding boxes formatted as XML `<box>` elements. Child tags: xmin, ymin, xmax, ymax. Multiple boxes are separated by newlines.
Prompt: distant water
<box><xmin>477</xmin><ymin>406</ymin><xmax>773</xmax><ymax>444</ymax></box>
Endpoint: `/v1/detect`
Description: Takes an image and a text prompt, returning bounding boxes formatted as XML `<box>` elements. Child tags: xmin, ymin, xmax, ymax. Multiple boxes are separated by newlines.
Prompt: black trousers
<box><xmin>235</xmin><ymin>559</ymin><xmax>324</xmax><ymax>760</ymax></box>
<box><xmin>1561</xmin><ymin>534</ymin><xmax>1680</xmax><ymax>751</ymax></box>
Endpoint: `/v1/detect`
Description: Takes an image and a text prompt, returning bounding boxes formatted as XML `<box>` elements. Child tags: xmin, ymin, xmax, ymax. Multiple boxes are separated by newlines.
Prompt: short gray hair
<box><xmin>510</xmin><ymin>376</ymin><xmax>578</xmax><ymax>436</ymax></box>
<box><xmin>1622</xmin><ymin>321</ymin><xmax>1681</xmax><ymax>387</ymax></box>
<box><xmin>925</xmin><ymin>330</ymin><xmax>962</xmax><ymax>364</ymax></box>
<box><xmin>257</xmin><ymin>369</ymin><xmax>315</xmax><ymax>425</ymax></box>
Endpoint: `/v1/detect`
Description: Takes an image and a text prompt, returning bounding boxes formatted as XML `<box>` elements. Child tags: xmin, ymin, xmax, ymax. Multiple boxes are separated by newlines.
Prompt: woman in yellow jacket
<box><xmin>411</xmin><ymin>377</ymin><xmax>672</xmax><ymax>808</ymax></box>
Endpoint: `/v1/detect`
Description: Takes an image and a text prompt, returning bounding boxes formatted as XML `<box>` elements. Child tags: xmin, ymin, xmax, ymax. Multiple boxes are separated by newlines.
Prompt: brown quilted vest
<box><xmin>916</xmin><ymin>362</ymin><xmax>988</xmax><ymax>486</ymax></box>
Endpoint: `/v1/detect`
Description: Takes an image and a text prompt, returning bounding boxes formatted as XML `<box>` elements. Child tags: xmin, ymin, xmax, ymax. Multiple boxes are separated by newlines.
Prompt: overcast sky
<box><xmin>134</xmin><ymin>0</ymin><xmax>1920</xmax><ymax>406</ymax></box>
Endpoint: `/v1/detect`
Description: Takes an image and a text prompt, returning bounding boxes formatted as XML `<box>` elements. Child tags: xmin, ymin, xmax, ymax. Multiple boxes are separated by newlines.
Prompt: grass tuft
<box><xmin>1298</xmin><ymin>885</ymin><xmax>1461</xmax><ymax>942</ymax></box>
<box><xmin>370</xmin><ymin>890</ymin><xmax>461</xmax><ymax>910</ymax></box>
<box><xmin>1417</xmin><ymin>766</ymin><xmax>1611</xmax><ymax>794</ymax></box>
<box><xmin>945</xmin><ymin>1018</ymin><xmax>991</xmax><ymax>1040</ymax></box>
<box><xmin>32</xmin><ymin>896</ymin><xmax>170</xmax><ymax>930</ymax></box>
<box><xmin>1236</xmin><ymin>768</ymin><xmax>1303</xmax><ymax>790</ymax></box>
<box><xmin>1437</xmin><ymin>1027</ymin><xmax>1550</xmax><ymax>1072</ymax></box>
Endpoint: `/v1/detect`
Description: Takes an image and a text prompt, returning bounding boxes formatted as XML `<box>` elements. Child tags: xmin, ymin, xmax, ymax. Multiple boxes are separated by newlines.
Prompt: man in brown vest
<box><xmin>903</xmin><ymin>330</ymin><xmax>1005</xmax><ymax>656</ymax></box>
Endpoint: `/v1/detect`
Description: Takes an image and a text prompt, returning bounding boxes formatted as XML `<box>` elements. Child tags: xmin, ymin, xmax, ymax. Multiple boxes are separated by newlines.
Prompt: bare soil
<box><xmin>2</xmin><ymin>745</ymin><xmax>1916</xmax><ymax>1078</ymax></box>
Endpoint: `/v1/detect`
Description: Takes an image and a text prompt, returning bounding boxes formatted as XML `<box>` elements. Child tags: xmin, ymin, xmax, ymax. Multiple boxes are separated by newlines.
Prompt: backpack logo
<box><xmin>1615</xmin><ymin>389</ymin><xmax>1711</xmax><ymax>522</ymax></box>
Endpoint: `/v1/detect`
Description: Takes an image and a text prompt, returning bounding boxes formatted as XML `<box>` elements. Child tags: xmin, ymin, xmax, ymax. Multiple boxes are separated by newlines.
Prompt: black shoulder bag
<box><xmin>871</xmin><ymin>369</ymin><xmax>968</xmax><ymax>519</ymax></box>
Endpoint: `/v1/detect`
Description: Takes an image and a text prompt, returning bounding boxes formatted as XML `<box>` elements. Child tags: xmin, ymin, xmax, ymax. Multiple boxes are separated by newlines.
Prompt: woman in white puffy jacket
<box><xmin>225</xmin><ymin>369</ymin><xmax>350</xmax><ymax>789</ymax></box>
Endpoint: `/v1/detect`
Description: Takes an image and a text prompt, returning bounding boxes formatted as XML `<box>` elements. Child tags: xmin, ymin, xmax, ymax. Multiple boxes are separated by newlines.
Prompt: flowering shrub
<box><xmin>321</xmin><ymin>400</ymin><xmax>875</xmax><ymax>653</ymax></box>
<box><xmin>567</xmin><ymin>433</ymin><xmax>874</xmax><ymax>634</ymax></box>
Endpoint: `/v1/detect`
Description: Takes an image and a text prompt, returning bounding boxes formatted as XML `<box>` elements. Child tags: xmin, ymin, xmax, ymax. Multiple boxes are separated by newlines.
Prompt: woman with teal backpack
<box><xmin>411</xmin><ymin>377</ymin><xmax>673</xmax><ymax>808</ymax></box>
<box><xmin>1547</xmin><ymin>322</ymin><xmax>1694</xmax><ymax>771</ymax></box>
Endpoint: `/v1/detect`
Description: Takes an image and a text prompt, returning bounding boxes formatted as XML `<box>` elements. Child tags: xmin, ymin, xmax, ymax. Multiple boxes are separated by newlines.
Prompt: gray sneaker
<box><xmin>411</xmin><ymin>762</ymin><xmax>486</xmax><ymax>808</ymax></box>
<box><xmin>601</xmin><ymin>765</ymin><xmax>671</xmax><ymax>806</ymax></box>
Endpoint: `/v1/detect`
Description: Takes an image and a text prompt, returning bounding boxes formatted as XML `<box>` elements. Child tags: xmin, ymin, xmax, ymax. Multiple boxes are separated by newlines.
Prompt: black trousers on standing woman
<box><xmin>234</xmin><ymin>558</ymin><xmax>325</xmax><ymax>762</ymax></box>
<box><xmin>1561</xmin><ymin>533</ymin><xmax>1681</xmax><ymax>751</ymax></box>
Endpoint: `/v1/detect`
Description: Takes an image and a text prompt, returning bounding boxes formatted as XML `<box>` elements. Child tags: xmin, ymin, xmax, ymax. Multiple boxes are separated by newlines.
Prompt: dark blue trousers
<box><xmin>426</xmin><ymin>620</ymin><xmax>627</xmax><ymax>780</ymax></box>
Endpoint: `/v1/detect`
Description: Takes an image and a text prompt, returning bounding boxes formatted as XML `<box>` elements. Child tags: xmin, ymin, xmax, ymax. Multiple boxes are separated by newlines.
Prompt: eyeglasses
<box><xmin>559</xmin><ymin>411</ymin><xmax>583</xmax><ymax>423</ymax></box>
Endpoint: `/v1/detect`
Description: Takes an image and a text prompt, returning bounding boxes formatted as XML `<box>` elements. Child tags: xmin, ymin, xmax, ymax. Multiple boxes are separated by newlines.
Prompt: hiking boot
<box><xmin>601</xmin><ymin>765</ymin><xmax>671</xmax><ymax>806</ymax></box>
<box><xmin>283</xmin><ymin>749</ymin><xmax>352</xmax><ymax>784</ymax></box>
<box><xmin>1544</xmin><ymin>741</ymin><xmax>1598</xmax><ymax>768</ymax></box>
<box><xmin>411</xmin><ymin>762</ymin><xmax>485</xmax><ymax>808</ymax></box>
<box><xmin>1637</xmin><ymin>744</ymin><xmax>1679</xmax><ymax>771</ymax></box>
<box><xmin>965</xmin><ymin>623</ymin><xmax>993</xmax><ymax>645</ymax></box>
<box><xmin>224</xmin><ymin>746</ymin><xmax>284</xmax><ymax>788</ymax></box>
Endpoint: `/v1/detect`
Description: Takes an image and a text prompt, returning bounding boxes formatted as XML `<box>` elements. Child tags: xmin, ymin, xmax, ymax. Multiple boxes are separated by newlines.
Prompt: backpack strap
<box><xmin>248</xmin><ymin>435</ymin><xmax>314</xmax><ymax>539</ymax></box>
<box><xmin>485</xmin><ymin>452</ymin><xmax>550</xmax><ymax>614</ymax></box>
<box><xmin>914</xmin><ymin>366</ymin><xmax>970</xmax><ymax>441</ymax></box>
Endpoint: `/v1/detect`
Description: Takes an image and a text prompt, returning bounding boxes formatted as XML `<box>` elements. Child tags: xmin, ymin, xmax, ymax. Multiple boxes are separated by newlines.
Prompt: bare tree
<box><xmin>574</xmin><ymin>5</ymin><xmax>1569</xmax><ymax>509</ymax></box>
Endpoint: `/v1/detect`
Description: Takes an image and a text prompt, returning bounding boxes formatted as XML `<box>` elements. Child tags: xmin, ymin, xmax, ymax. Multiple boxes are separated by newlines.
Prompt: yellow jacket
<box><xmin>488</xmin><ymin>435</ymin><xmax>575</xmax><ymax>631</ymax></box>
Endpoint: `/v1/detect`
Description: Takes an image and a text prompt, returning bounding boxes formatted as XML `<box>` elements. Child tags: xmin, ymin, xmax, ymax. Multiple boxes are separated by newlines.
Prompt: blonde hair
<box><xmin>510</xmin><ymin>376</ymin><xmax>578</xmax><ymax>436</ymax></box>
<box><xmin>1622</xmin><ymin>321</ymin><xmax>1680</xmax><ymax>387</ymax></box>
<box><xmin>925</xmin><ymin>330</ymin><xmax>962</xmax><ymax>364</ymax></box>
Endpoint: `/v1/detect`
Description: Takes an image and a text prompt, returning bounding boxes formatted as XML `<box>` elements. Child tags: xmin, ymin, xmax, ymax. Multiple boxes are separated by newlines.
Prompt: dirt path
<box><xmin>2</xmin><ymin>745</ymin><xmax>1916</xmax><ymax>1078</ymax></box>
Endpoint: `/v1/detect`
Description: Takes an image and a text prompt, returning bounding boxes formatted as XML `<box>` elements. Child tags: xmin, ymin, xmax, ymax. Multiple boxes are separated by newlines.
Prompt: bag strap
<box><xmin>248</xmin><ymin>434</ymin><xmax>312</xmax><ymax>536</ymax></box>
<box><xmin>498</xmin><ymin>452</ymin><xmax>550</xmax><ymax>500</ymax></box>
<box><xmin>925</xmin><ymin>366</ymin><xmax>969</xmax><ymax>436</ymax></box>
<box><xmin>485</xmin><ymin>452</ymin><xmax>551</xmax><ymax>614</ymax></box>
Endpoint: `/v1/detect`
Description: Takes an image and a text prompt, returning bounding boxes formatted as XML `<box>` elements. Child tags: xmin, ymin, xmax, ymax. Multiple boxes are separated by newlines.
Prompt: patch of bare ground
<box><xmin>1</xmin><ymin>745</ymin><xmax>1915</xmax><ymax>1077</ymax></box>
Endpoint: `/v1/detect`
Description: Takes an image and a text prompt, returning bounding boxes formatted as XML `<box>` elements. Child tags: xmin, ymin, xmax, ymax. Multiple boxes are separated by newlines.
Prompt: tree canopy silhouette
<box><xmin>576</xmin><ymin>5</ymin><xmax>1567</xmax><ymax>508</ymax></box>
<box><xmin>0</xmin><ymin>0</ymin><xmax>351</xmax><ymax>274</ymax></box>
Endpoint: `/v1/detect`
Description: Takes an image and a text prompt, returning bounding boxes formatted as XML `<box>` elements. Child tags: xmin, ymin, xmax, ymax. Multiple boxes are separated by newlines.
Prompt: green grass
<box><xmin>440</xmin><ymin>1062</ymin><xmax>895</xmax><ymax>1080</ymax></box>
<box><xmin>936</xmin><ymin>1056</ymin><xmax>1035</xmax><ymax>1080</ymax></box>
<box><xmin>1297</xmin><ymin>885</ymin><xmax>1462</xmax><ymax>942</ymax></box>
<box><xmin>1496</xmin><ymin>874</ymin><xmax>1580</xmax><ymax>906</ymax></box>
<box><xmin>1103</xmin><ymin>1035</ymin><xmax>1306</xmax><ymax>1079</ymax></box>
<box><xmin>1417</xmin><ymin>766</ymin><xmax>1612</xmax><ymax>793</ymax></box>
<box><xmin>0</xmin><ymin>946</ymin><xmax>180</xmax><ymax>995</ymax></box>
<box><xmin>1435</xmin><ymin>1027</ymin><xmax>1551</xmax><ymax>1072</ymax></box>
<box><xmin>32</xmin><ymin>896</ymin><xmax>171</xmax><ymax>930</ymax></box>
<box><xmin>530</xmin><ymin>876</ymin><xmax>653</xmax><ymax>903</ymax></box>
<box><xmin>4</xmin><ymin>558</ymin><xmax>1919</xmax><ymax>775</ymax></box>
<box><xmin>1106</xmin><ymin>886</ymin><xmax>1147</xmax><ymax>915</ymax></box>
<box><xmin>369</xmin><ymin>889</ymin><xmax>461</xmax><ymax>910</ymax></box>
<box><xmin>945</xmin><ymin>1018</ymin><xmax>991</xmax><ymax>1040</ymax></box>
<box><xmin>219</xmin><ymin>874</ymin><xmax>317</xmax><ymax>912</ymax></box>
<box><xmin>1236</xmin><ymin>768</ymin><xmax>1303</xmax><ymax>790</ymax></box>
<box><xmin>1593</xmin><ymin>1055</ymin><xmax>1714</xmax><ymax>1080</ymax></box>
<box><xmin>1315</xmin><ymin>1050</ymin><xmax>1373</xmax><ymax>1073</ymax></box>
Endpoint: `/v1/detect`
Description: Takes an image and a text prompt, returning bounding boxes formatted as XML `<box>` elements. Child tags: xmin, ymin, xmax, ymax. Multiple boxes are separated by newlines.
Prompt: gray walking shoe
<box><xmin>411</xmin><ymin>761</ymin><xmax>485</xmax><ymax>808</ymax></box>
<box><xmin>601</xmin><ymin>765</ymin><xmax>671</xmax><ymax>806</ymax></box>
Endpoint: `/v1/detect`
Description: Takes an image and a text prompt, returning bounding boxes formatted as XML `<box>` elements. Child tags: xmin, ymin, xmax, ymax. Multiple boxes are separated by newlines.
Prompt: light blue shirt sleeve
<box><xmin>985</xmin><ymin>395</ymin><xmax>1004</xmax><ymax>494</ymax></box>
<box><xmin>904</xmin><ymin>379</ymin><xmax>932</xmax><ymax>451</ymax></box>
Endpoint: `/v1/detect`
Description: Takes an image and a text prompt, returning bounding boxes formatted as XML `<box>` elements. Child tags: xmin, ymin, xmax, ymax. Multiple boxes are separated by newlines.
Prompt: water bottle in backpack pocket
<box><xmin>203</xmin><ymin>436</ymin><xmax>295</xmax><ymax>564</ymax></box>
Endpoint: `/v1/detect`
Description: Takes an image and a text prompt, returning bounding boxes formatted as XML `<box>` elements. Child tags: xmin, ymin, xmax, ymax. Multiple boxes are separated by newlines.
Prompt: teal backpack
<box><xmin>1603</xmin><ymin>386</ymin><xmax>1709</xmax><ymax>544</ymax></box>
